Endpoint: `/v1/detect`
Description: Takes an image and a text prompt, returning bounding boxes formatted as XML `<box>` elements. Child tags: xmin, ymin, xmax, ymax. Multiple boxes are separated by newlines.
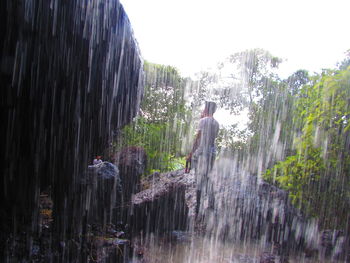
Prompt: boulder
<box><xmin>87</xmin><ymin>162</ymin><xmax>122</xmax><ymax>225</ymax></box>
<box><xmin>319</xmin><ymin>229</ymin><xmax>348</xmax><ymax>260</ymax></box>
<box><xmin>130</xmin><ymin>169</ymin><xmax>194</xmax><ymax>235</ymax></box>
<box><xmin>115</xmin><ymin>147</ymin><xmax>147</xmax><ymax>202</ymax></box>
<box><xmin>259</xmin><ymin>252</ymin><xmax>275</xmax><ymax>263</ymax></box>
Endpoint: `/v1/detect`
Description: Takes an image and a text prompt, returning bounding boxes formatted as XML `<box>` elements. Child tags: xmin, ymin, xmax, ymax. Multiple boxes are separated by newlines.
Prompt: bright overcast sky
<box><xmin>121</xmin><ymin>0</ymin><xmax>350</xmax><ymax>78</ymax></box>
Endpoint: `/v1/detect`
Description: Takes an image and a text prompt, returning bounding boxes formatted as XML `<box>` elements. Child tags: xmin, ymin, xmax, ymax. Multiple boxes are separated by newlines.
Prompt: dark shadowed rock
<box><xmin>318</xmin><ymin>229</ymin><xmax>349</xmax><ymax>260</ymax></box>
<box><xmin>87</xmin><ymin>162</ymin><xmax>122</xmax><ymax>225</ymax></box>
<box><xmin>1</xmin><ymin>0</ymin><xmax>143</xmax><ymax>260</ymax></box>
<box><xmin>259</xmin><ymin>252</ymin><xmax>275</xmax><ymax>263</ymax></box>
<box><xmin>131</xmin><ymin>169</ymin><xmax>194</xmax><ymax>235</ymax></box>
<box><xmin>115</xmin><ymin>147</ymin><xmax>147</xmax><ymax>202</ymax></box>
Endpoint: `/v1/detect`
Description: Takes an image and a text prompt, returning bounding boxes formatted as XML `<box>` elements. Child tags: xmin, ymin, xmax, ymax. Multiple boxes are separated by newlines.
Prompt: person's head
<box><xmin>203</xmin><ymin>101</ymin><xmax>217</xmax><ymax>116</ymax></box>
<box><xmin>96</xmin><ymin>155</ymin><xmax>102</xmax><ymax>159</ymax></box>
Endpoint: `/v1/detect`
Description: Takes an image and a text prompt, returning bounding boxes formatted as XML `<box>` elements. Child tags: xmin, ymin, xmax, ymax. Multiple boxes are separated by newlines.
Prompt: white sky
<box><xmin>121</xmin><ymin>0</ymin><xmax>350</xmax><ymax>78</ymax></box>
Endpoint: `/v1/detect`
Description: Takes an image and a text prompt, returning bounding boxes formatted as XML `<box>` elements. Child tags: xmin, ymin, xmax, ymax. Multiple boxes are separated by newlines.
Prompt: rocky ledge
<box><xmin>130</xmin><ymin>169</ymin><xmax>196</xmax><ymax>234</ymax></box>
<box><xmin>129</xmin><ymin>163</ymin><xmax>349</xmax><ymax>262</ymax></box>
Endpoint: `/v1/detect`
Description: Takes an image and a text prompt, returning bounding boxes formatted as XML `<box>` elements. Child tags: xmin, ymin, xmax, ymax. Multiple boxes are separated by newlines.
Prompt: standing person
<box><xmin>187</xmin><ymin>101</ymin><xmax>219</xmax><ymax>216</ymax></box>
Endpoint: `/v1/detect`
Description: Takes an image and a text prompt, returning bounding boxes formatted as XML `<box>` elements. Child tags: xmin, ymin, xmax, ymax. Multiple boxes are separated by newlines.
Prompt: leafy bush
<box><xmin>114</xmin><ymin>62</ymin><xmax>191</xmax><ymax>174</ymax></box>
<box><xmin>264</xmin><ymin>66</ymin><xmax>350</xmax><ymax>228</ymax></box>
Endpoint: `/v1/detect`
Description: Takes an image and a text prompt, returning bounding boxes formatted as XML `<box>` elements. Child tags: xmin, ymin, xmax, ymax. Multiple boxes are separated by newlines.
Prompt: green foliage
<box><xmin>263</xmin><ymin>147</ymin><xmax>325</xmax><ymax>213</ymax></box>
<box><xmin>337</xmin><ymin>49</ymin><xmax>350</xmax><ymax>70</ymax></box>
<box><xmin>115</xmin><ymin>62</ymin><xmax>191</xmax><ymax>173</ymax></box>
<box><xmin>142</xmin><ymin>62</ymin><xmax>188</xmax><ymax>123</ymax></box>
<box><xmin>228</xmin><ymin>48</ymin><xmax>282</xmax><ymax>106</ymax></box>
<box><xmin>264</xmin><ymin>66</ymin><xmax>350</xmax><ymax>228</ymax></box>
<box><xmin>246</xmin><ymin>78</ymin><xmax>297</xmax><ymax>159</ymax></box>
<box><xmin>117</xmin><ymin>117</ymin><xmax>186</xmax><ymax>174</ymax></box>
<box><xmin>285</xmin><ymin>70</ymin><xmax>310</xmax><ymax>95</ymax></box>
<box><xmin>216</xmin><ymin>124</ymin><xmax>250</xmax><ymax>152</ymax></box>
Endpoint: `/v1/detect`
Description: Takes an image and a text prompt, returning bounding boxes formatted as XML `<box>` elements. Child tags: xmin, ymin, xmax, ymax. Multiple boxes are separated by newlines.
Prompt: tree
<box><xmin>337</xmin><ymin>49</ymin><xmax>350</xmax><ymax>70</ymax></box>
<box><xmin>228</xmin><ymin>48</ymin><xmax>282</xmax><ymax>106</ymax></box>
<box><xmin>285</xmin><ymin>69</ymin><xmax>310</xmax><ymax>95</ymax></box>
<box><xmin>264</xmin><ymin>66</ymin><xmax>350</xmax><ymax>228</ymax></box>
<box><xmin>141</xmin><ymin>62</ymin><xmax>188</xmax><ymax>123</ymax></box>
<box><xmin>115</xmin><ymin>62</ymin><xmax>191</xmax><ymax>173</ymax></box>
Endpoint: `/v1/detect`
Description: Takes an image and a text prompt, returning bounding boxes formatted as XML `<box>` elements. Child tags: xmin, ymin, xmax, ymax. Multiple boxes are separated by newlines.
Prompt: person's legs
<box><xmin>195</xmin><ymin>152</ymin><xmax>206</xmax><ymax>218</ymax></box>
<box><xmin>195</xmin><ymin>189</ymin><xmax>201</xmax><ymax>216</ymax></box>
<box><xmin>206</xmin><ymin>152</ymin><xmax>216</xmax><ymax>210</ymax></box>
<box><xmin>195</xmin><ymin>152</ymin><xmax>217</xmax><ymax>216</ymax></box>
<box><xmin>191</xmin><ymin>153</ymin><xmax>198</xmax><ymax>172</ymax></box>
<box><xmin>209</xmin><ymin>151</ymin><xmax>215</xmax><ymax>172</ymax></box>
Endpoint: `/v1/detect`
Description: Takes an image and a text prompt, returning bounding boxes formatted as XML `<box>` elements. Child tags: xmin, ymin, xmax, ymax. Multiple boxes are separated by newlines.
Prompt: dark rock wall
<box><xmin>131</xmin><ymin>170</ymin><xmax>192</xmax><ymax>236</ymax></box>
<box><xmin>115</xmin><ymin>146</ymin><xmax>147</xmax><ymax>202</ymax></box>
<box><xmin>131</xmin><ymin>184</ymin><xmax>189</xmax><ymax>235</ymax></box>
<box><xmin>0</xmin><ymin>0</ymin><xmax>143</xmax><ymax>257</ymax></box>
<box><xmin>87</xmin><ymin>162</ymin><xmax>122</xmax><ymax>226</ymax></box>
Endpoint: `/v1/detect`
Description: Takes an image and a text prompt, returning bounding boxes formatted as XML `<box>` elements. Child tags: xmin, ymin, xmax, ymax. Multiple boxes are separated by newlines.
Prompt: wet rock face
<box><xmin>0</xmin><ymin>0</ymin><xmax>143</xmax><ymax>259</ymax></box>
<box><xmin>132</xmin><ymin>184</ymin><xmax>188</xmax><ymax>235</ymax></box>
<box><xmin>131</xmin><ymin>169</ymin><xmax>192</xmax><ymax>235</ymax></box>
<box><xmin>207</xmin><ymin>169</ymin><xmax>296</xmax><ymax>243</ymax></box>
<box><xmin>259</xmin><ymin>252</ymin><xmax>275</xmax><ymax>263</ymax></box>
<box><xmin>115</xmin><ymin>147</ymin><xmax>147</xmax><ymax>202</ymax></box>
<box><xmin>87</xmin><ymin>162</ymin><xmax>122</xmax><ymax>225</ymax></box>
<box><xmin>318</xmin><ymin>229</ymin><xmax>348</xmax><ymax>260</ymax></box>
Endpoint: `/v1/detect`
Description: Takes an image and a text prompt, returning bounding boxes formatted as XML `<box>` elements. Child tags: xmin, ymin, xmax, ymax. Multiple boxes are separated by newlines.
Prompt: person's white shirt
<box><xmin>197</xmin><ymin>116</ymin><xmax>219</xmax><ymax>153</ymax></box>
